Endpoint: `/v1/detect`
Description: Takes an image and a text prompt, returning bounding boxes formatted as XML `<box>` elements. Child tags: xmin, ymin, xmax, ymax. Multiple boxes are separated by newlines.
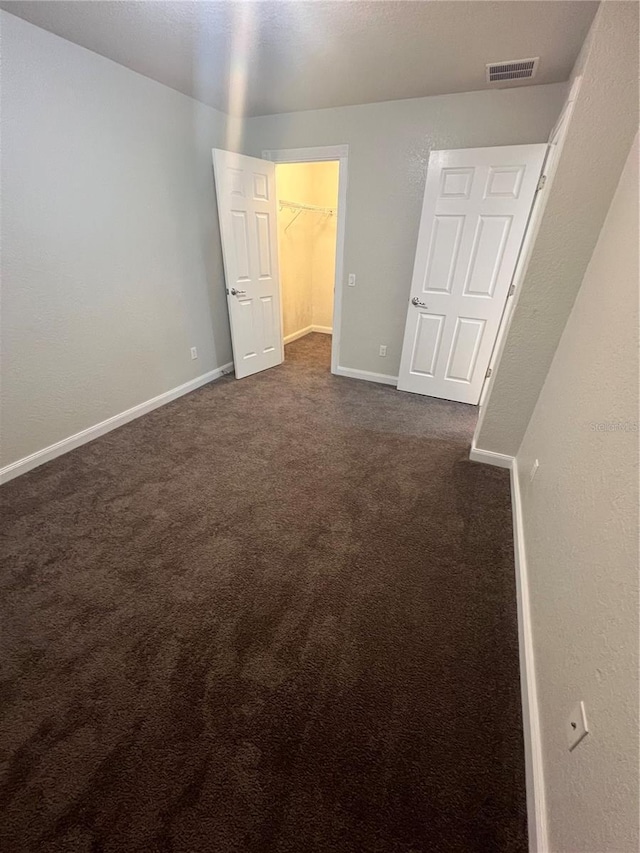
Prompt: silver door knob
<box><xmin>411</xmin><ymin>296</ymin><xmax>428</xmax><ymax>308</ymax></box>
<box><xmin>230</xmin><ymin>288</ymin><xmax>246</xmax><ymax>296</ymax></box>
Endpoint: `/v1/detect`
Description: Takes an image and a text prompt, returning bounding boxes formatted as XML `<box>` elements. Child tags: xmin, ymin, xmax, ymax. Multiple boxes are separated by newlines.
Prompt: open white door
<box><xmin>398</xmin><ymin>144</ymin><xmax>546</xmax><ymax>404</ymax></box>
<box><xmin>212</xmin><ymin>149</ymin><xmax>283</xmax><ymax>379</ymax></box>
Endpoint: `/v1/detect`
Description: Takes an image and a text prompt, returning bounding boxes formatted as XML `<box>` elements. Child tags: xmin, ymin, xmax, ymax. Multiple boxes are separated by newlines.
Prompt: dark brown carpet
<box><xmin>0</xmin><ymin>333</ymin><xmax>526</xmax><ymax>853</ymax></box>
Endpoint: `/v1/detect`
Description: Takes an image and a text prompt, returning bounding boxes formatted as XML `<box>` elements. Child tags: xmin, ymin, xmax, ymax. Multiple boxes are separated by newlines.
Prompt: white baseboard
<box><xmin>334</xmin><ymin>365</ymin><xmax>398</xmax><ymax>387</ymax></box>
<box><xmin>510</xmin><ymin>462</ymin><xmax>548</xmax><ymax>853</ymax></box>
<box><xmin>469</xmin><ymin>444</ymin><xmax>514</xmax><ymax>469</ymax></box>
<box><xmin>284</xmin><ymin>325</ymin><xmax>333</xmax><ymax>345</ymax></box>
<box><xmin>284</xmin><ymin>326</ymin><xmax>313</xmax><ymax>344</ymax></box>
<box><xmin>471</xmin><ymin>443</ymin><xmax>547</xmax><ymax>852</ymax></box>
<box><xmin>0</xmin><ymin>363</ymin><xmax>234</xmax><ymax>484</ymax></box>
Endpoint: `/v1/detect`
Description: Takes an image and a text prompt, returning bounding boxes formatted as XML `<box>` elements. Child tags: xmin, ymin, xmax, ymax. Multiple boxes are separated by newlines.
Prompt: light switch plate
<box><xmin>566</xmin><ymin>700</ymin><xmax>589</xmax><ymax>751</ymax></box>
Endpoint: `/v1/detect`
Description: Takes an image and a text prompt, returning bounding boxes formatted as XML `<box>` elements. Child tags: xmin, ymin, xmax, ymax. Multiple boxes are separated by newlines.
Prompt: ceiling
<box><xmin>1</xmin><ymin>1</ymin><xmax>598</xmax><ymax>117</ymax></box>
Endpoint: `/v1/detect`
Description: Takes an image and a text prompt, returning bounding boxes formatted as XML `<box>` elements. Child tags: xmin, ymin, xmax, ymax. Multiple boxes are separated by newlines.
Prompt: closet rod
<box><xmin>279</xmin><ymin>199</ymin><xmax>336</xmax><ymax>215</ymax></box>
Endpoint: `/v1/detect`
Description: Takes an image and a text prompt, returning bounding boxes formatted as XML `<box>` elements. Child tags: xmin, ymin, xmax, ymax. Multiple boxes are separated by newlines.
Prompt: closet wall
<box><xmin>276</xmin><ymin>162</ymin><xmax>339</xmax><ymax>341</ymax></box>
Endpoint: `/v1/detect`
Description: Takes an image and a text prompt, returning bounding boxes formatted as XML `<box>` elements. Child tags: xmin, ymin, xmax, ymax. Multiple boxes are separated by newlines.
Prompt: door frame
<box><xmin>261</xmin><ymin>144</ymin><xmax>349</xmax><ymax>376</ymax></box>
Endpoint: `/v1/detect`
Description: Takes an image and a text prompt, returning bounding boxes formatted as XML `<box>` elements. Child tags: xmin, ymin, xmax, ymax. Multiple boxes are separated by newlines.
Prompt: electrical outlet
<box><xmin>566</xmin><ymin>701</ymin><xmax>589</xmax><ymax>751</ymax></box>
<box><xmin>379</xmin><ymin>345</ymin><xmax>387</xmax><ymax>357</ymax></box>
<box><xmin>190</xmin><ymin>347</ymin><xmax>198</xmax><ymax>360</ymax></box>
<box><xmin>348</xmin><ymin>273</ymin><xmax>356</xmax><ymax>287</ymax></box>
<box><xmin>529</xmin><ymin>459</ymin><xmax>539</xmax><ymax>482</ymax></box>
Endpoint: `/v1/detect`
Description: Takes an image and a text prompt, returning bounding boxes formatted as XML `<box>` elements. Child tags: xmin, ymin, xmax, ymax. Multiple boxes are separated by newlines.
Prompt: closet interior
<box><xmin>275</xmin><ymin>161</ymin><xmax>339</xmax><ymax>354</ymax></box>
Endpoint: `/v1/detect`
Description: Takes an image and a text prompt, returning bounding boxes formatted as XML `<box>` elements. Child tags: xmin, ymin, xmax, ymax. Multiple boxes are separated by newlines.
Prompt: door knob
<box><xmin>230</xmin><ymin>288</ymin><xmax>246</xmax><ymax>296</ymax></box>
<box><xmin>411</xmin><ymin>296</ymin><xmax>428</xmax><ymax>309</ymax></box>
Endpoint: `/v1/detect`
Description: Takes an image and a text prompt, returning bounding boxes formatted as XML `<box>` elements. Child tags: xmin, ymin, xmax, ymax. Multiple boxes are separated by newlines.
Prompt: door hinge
<box><xmin>485</xmin><ymin>367</ymin><xmax>492</xmax><ymax>379</ymax></box>
<box><xmin>536</xmin><ymin>174</ymin><xmax>547</xmax><ymax>192</ymax></box>
<box><xmin>508</xmin><ymin>284</ymin><xmax>516</xmax><ymax>297</ymax></box>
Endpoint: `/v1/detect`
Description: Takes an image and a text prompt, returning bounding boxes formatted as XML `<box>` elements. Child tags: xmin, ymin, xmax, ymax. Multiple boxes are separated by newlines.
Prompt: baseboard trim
<box><xmin>0</xmin><ymin>363</ymin><xmax>234</xmax><ymax>485</ymax></box>
<box><xmin>469</xmin><ymin>444</ymin><xmax>514</xmax><ymax>469</ymax></box>
<box><xmin>510</xmin><ymin>462</ymin><xmax>548</xmax><ymax>853</ymax></box>
<box><xmin>284</xmin><ymin>325</ymin><xmax>333</xmax><ymax>345</ymax></box>
<box><xmin>334</xmin><ymin>366</ymin><xmax>398</xmax><ymax>387</ymax></box>
<box><xmin>284</xmin><ymin>326</ymin><xmax>313</xmax><ymax>345</ymax></box>
<box><xmin>471</xmin><ymin>443</ymin><xmax>547</xmax><ymax>852</ymax></box>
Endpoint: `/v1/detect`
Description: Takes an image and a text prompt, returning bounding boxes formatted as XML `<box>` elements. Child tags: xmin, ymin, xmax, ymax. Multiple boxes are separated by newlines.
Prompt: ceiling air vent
<box><xmin>486</xmin><ymin>57</ymin><xmax>539</xmax><ymax>84</ymax></box>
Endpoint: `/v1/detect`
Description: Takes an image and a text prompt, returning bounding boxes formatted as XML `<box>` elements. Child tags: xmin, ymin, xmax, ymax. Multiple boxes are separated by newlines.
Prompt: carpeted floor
<box><xmin>0</xmin><ymin>333</ymin><xmax>526</xmax><ymax>853</ymax></box>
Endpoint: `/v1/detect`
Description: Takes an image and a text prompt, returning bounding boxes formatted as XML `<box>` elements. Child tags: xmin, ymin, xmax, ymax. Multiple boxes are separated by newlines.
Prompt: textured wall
<box><xmin>275</xmin><ymin>161</ymin><xmax>338</xmax><ymax>337</ymax></box>
<box><xmin>245</xmin><ymin>84</ymin><xmax>566</xmax><ymax>376</ymax></box>
<box><xmin>517</xmin><ymin>133</ymin><xmax>639</xmax><ymax>852</ymax></box>
<box><xmin>0</xmin><ymin>12</ymin><xmax>233</xmax><ymax>468</ymax></box>
<box><xmin>475</xmin><ymin>1</ymin><xmax>640</xmax><ymax>456</ymax></box>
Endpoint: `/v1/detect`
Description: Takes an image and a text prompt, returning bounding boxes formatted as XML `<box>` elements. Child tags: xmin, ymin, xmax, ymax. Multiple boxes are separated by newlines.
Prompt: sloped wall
<box><xmin>475</xmin><ymin>1</ymin><xmax>639</xmax><ymax>455</ymax></box>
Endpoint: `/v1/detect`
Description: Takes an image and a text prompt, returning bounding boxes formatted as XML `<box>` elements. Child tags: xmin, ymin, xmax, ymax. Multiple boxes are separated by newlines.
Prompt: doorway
<box><xmin>263</xmin><ymin>145</ymin><xmax>349</xmax><ymax>376</ymax></box>
<box><xmin>275</xmin><ymin>161</ymin><xmax>339</xmax><ymax>363</ymax></box>
<box><xmin>212</xmin><ymin>146</ymin><xmax>347</xmax><ymax>381</ymax></box>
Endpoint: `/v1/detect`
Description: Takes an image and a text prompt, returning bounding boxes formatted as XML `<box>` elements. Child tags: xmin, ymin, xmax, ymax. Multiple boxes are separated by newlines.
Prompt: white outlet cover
<box><xmin>379</xmin><ymin>345</ymin><xmax>387</xmax><ymax>357</ymax></box>
<box><xmin>348</xmin><ymin>273</ymin><xmax>356</xmax><ymax>287</ymax></box>
<box><xmin>190</xmin><ymin>347</ymin><xmax>198</xmax><ymax>360</ymax></box>
<box><xmin>529</xmin><ymin>459</ymin><xmax>539</xmax><ymax>482</ymax></box>
<box><xmin>566</xmin><ymin>700</ymin><xmax>589</xmax><ymax>751</ymax></box>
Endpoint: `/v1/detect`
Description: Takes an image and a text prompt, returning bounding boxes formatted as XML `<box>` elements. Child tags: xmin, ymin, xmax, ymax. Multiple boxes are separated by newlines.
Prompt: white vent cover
<box><xmin>486</xmin><ymin>57</ymin><xmax>539</xmax><ymax>83</ymax></box>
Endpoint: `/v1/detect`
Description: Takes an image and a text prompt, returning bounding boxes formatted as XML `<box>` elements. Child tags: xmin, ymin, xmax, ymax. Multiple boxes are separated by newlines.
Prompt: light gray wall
<box><xmin>517</xmin><ymin>133</ymin><xmax>639</xmax><ymax>853</ymax></box>
<box><xmin>0</xmin><ymin>11</ymin><xmax>233</xmax><ymax>468</ymax></box>
<box><xmin>244</xmin><ymin>84</ymin><xmax>567</xmax><ymax>376</ymax></box>
<box><xmin>475</xmin><ymin>0</ymin><xmax>640</xmax><ymax>456</ymax></box>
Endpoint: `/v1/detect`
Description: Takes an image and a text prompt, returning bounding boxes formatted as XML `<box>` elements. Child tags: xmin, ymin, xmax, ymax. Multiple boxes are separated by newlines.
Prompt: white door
<box><xmin>212</xmin><ymin>149</ymin><xmax>283</xmax><ymax>379</ymax></box>
<box><xmin>398</xmin><ymin>144</ymin><xmax>546</xmax><ymax>404</ymax></box>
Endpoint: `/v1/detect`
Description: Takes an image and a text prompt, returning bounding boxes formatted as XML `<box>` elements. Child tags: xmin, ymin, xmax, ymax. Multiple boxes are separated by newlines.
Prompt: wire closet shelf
<box><xmin>279</xmin><ymin>199</ymin><xmax>337</xmax><ymax>232</ymax></box>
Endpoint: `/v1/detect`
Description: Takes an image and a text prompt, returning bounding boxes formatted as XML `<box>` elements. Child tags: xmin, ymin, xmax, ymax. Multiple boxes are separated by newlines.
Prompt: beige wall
<box><xmin>518</xmin><ymin>133</ymin><xmax>639</xmax><ymax>852</ymax></box>
<box><xmin>475</xmin><ymin>0</ymin><xmax>640</xmax><ymax>456</ymax></box>
<box><xmin>310</xmin><ymin>162</ymin><xmax>339</xmax><ymax>330</ymax></box>
<box><xmin>276</xmin><ymin>163</ymin><xmax>314</xmax><ymax>337</ymax></box>
<box><xmin>275</xmin><ymin>161</ymin><xmax>338</xmax><ymax>338</ymax></box>
<box><xmin>0</xmin><ymin>12</ymin><xmax>232</xmax><ymax>469</ymax></box>
<box><xmin>246</xmin><ymin>83</ymin><xmax>567</xmax><ymax>376</ymax></box>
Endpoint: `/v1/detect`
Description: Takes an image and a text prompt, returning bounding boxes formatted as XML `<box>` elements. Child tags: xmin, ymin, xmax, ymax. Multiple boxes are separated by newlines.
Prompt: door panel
<box><xmin>260</xmin><ymin>296</ymin><xmax>276</xmax><ymax>352</ymax></box>
<box><xmin>411</xmin><ymin>314</ymin><xmax>445</xmax><ymax>376</ymax></box>
<box><xmin>463</xmin><ymin>216</ymin><xmax>512</xmax><ymax>297</ymax></box>
<box><xmin>398</xmin><ymin>144</ymin><xmax>546</xmax><ymax>404</ymax></box>
<box><xmin>445</xmin><ymin>317</ymin><xmax>485</xmax><ymax>382</ymax></box>
<box><xmin>485</xmin><ymin>166</ymin><xmax>525</xmax><ymax>198</ymax></box>
<box><xmin>424</xmin><ymin>216</ymin><xmax>464</xmax><ymax>293</ymax></box>
<box><xmin>255</xmin><ymin>213</ymin><xmax>273</xmax><ymax>278</ymax></box>
<box><xmin>231</xmin><ymin>212</ymin><xmax>251</xmax><ymax>281</ymax></box>
<box><xmin>212</xmin><ymin>149</ymin><xmax>283</xmax><ymax>379</ymax></box>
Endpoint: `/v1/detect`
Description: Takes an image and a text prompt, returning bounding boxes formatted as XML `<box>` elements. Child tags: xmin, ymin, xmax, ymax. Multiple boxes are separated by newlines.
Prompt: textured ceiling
<box><xmin>1</xmin><ymin>1</ymin><xmax>598</xmax><ymax>116</ymax></box>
